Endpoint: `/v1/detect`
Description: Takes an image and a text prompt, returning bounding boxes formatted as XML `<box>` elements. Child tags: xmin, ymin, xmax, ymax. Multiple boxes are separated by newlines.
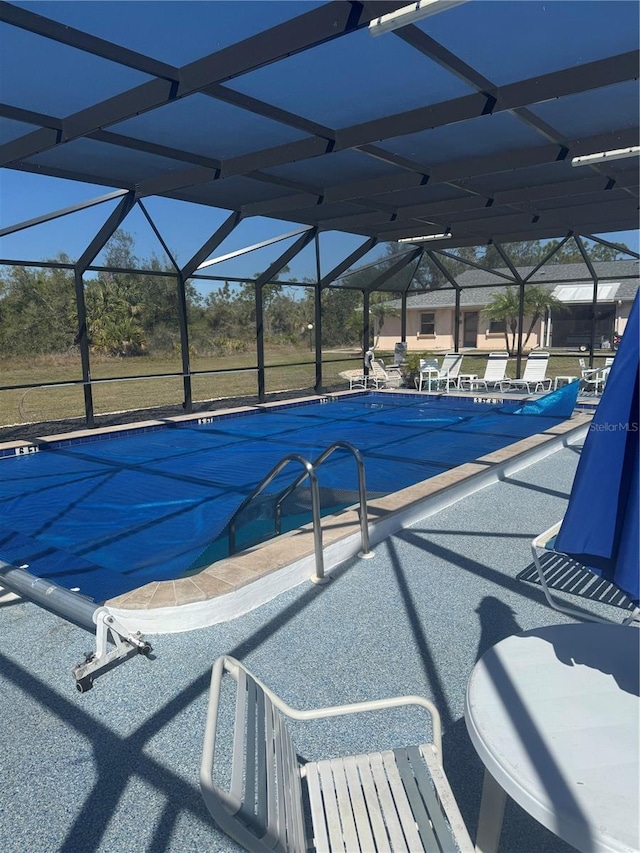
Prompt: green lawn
<box><xmin>0</xmin><ymin>348</ymin><xmax>361</xmax><ymax>427</ymax></box>
<box><xmin>0</xmin><ymin>348</ymin><xmax>611</xmax><ymax>428</ymax></box>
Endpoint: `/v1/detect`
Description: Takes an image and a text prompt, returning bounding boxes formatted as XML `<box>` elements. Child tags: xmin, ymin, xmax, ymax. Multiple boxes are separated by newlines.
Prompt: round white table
<box><xmin>465</xmin><ymin>624</ymin><xmax>640</xmax><ymax>853</ymax></box>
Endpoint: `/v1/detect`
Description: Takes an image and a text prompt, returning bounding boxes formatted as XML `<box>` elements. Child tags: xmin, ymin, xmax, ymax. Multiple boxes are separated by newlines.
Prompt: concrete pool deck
<box><xmin>1</xmin><ymin>435</ymin><xmax>619</xmax><ymax>853</ymax></box>
<box><xmin>0</xmin><ymin>390</ymin><xmax>593</xmax><ymax>634</ymax></box>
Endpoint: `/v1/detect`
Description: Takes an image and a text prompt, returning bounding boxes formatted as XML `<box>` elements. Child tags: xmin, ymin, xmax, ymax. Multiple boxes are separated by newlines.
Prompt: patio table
<box><xmin>415</xmin><ymin>366</ymin><xmax>440</xmax><ymax>392</ymax></box>
<box><xmin>457</xmin><ymin>374</ymin><xmax>478</xmax><ymax>390</ymax></box>
<box><xmin>553</xmin><ymin>374</ymin><xmax>578</xmax><ymax>390</ymax></box>
<box><xmin>464</xmin><ymin>623</ymin><xmax>639</xmax><ymax>853</ymax></box>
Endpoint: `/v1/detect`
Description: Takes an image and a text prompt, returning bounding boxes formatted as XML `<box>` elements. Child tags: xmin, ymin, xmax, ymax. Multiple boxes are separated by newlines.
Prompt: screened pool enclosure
<box><xmin>1</xmin><ymin>0</ymin><xmax>638</xmax><ymax>430</ymax></box>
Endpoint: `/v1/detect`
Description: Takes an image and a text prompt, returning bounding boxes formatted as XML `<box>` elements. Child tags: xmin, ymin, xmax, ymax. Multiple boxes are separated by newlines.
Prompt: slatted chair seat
<box><xmin>417</xmin><ymin>354</ymin><xmax>465</xmax><ymax>393</ymax></box>
<box><xmin>467</xmin><ymin>352</ymin><xmax>509</xmax><ymax>391</ymax></box>
<box><xmin>498</xmin><ymin>351</ymin><xmax>552</xmax><ymax>393</ymax></box>
<box><xmin>201</xmin><ymin>656</ymin><xmax>473</xmax><ymax>853</ymax></box>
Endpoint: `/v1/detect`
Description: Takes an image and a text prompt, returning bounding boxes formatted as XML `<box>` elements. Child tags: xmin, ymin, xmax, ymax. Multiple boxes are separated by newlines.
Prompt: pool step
<box><xmin>186</xmin><ymin>484</ymin><xmax>385</xmax><ymax>573</ymax></box>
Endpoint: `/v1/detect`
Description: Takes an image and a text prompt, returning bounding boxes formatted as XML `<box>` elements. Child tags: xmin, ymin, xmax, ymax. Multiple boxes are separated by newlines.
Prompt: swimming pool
<box><xmin>0</xmin><ymin>391</ymin><xmax>579</xmax><ymax>604</ymax></box>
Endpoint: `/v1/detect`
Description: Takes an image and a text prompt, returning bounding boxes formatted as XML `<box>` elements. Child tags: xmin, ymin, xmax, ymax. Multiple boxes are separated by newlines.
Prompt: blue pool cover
<box><xmin>0</xmin><ymin>393</ymin><xmax>573</xmax><ymax>602</ymax></box>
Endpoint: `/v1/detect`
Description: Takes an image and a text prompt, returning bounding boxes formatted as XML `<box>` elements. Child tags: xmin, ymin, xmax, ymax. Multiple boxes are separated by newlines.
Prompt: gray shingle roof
<box><xmin>389</xmin><ymin>260</ymin><xmax>639</xmax><ymax>309</ymax></box>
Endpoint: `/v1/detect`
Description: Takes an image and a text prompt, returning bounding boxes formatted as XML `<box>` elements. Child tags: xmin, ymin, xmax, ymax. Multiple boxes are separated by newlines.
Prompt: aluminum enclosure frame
<box><xmin>0</xmin><ymin>0</ymin><xmax>638</xmax><ymax>425</ymax></box>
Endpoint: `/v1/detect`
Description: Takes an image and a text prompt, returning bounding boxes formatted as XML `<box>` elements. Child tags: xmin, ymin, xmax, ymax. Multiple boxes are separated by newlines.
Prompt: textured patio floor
<box><xmin>1</xmin><ymin>439</ymin><xmax>616</xmax><ymax>853</ymax></box>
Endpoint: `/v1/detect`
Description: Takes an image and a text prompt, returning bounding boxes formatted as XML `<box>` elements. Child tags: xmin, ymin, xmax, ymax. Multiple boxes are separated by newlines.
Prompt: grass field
<box><xmin>0</xmin><ymin>348</ymin><xmax>611</xmax><ymax>429</ymax></box>
<box><xmin>0</xmin><ymin>348</ymin><xmax>360</xmax><ymax>427</ymax></box>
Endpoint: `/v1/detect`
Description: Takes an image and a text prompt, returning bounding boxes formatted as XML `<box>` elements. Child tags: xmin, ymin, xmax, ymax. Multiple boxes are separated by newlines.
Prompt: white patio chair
<box><xmin>499</xmin><ymin>351</ymin><xmax>552</xmax><ymax>393</ymax></box>
<box><xmin>339</xmin><ymin>360</ymin><xmax>401</xmax><ymax>390</ymax></box>
<box><xmin>467</xmin><ymin>352</ymin><xmax>509</xmax><ymax>391</ymax></box>
<box><xmin>437</xmin><ymin>352</ymin><xmax>464</xmax><ymax>390</ymax></box>
<box><xmin>579</xmin><ymin>357</ymin><xmax>613</xmax><ymax>394</ymax></box>
<box><xmin>416</xmin><ymin>357</ymin><xmax>440</xmax><ymax>391</ymax></box>
<box><xmin>417</xmin><ymin>354</ymin><xmax>464</xmax><ymax>391</ymax></box>
<box><xmin>375</xmin><ymin>359</ymin><xmax>403</xmax><ymax>388</ymax></box>
<box><xmin>201</xmin><ymin>655</ymin><xmax>474</xmax><ymax>853</ymax></box>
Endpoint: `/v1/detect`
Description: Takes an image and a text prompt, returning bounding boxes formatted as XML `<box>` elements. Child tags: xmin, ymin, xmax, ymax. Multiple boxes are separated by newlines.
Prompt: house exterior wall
<box><xmin>378</xmin><ymin>307</ymin><xmax>544</xmax><ymax>352</ymax></box>
<box><xmin>616</xmin><ymin>302</ymin><xmax>632</xmax><ymax>336</ymax></box>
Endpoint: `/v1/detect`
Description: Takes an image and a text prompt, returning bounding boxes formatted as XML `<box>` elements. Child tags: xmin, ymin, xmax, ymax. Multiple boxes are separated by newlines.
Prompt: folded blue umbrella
<box><xmin>554</xmin><ymin>292</ymin><xmax>639</xmax><ymax>604</ymax></box>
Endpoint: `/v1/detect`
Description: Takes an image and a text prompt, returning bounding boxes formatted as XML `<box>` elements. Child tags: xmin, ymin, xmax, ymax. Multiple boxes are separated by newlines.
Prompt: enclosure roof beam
<box><xmin>180</xmin><ymin>211</ymin><xmax>243</xmax><ymax>281</ymax></box>
<box><xmin>395</xmin><ymin>25</ymin><xmax>573</xmax><ymax>149</ymax></box>
<box><xmin>254</xmin><ymin>227</ymin><xmax>318</xmax><ymax>288</ymax></box>
<box><xmin>573</xmin><ymin>235</ymin><xmax>600</xmax><ymax>284</ymax></box>
<box><xmin>336</xmin><ymin>52</ymin><xmax>638</xmax><ymax>150</ymax></box>
<box><xmin>379</xmin><ymin>197</ymin><xmax>640</xmax><ymax>243</ymax></box>
<box><xmin>582</xmin><ymin>233</ymin><xmax>640</xmax><ymax>260</ymax></box>
<box><xmin>0</xmin><ymin>189</ymin><xmax>128</xmax><ymax>238</ymax></box>
<box><xmin>214</xmin><ymin>125</ymin><xmax>638</xmax><ymax>222</ymax></box>
<box><xmin>204</xmin><ymin>83</ymin><xmax>336</xmax><ymax>142</ymax></box>
<box><xmin>401</xmin><ymin>249</ymin><xmax>425</xmax><ymax>294</ymax></box>
<box><xmin>522</xmin><ymin>234</ymin><xmax>574</xmax><ymax>283</ymax></box>
<box><xmin>490</xmin><ymin>242</ymin><xmax>524</xmax><ymax>283</ymax></box>
<box><xmin>0</xmin><ymin>1</ymin><xmax>403</xmax><ymax>168</ymax></box>
<box><xmin>318</xmin><ymin>238</ymin><xmax>378</xmax><ymax>290</ymax></box>
<box><xmin>6</xmin><ymin>160</ymin><xmax>135</xmax><ymax>192</ymax></box>
<box><xmin>0</xmin><ymin>0</ymin><xmax>180</xmax><ymax>80</ymax></box>
<box><xmin>433</xmin><ymin>248</ymin><xmax>516</xmax><ymax>282</ymax></box>
<box><xmin>75</xmin><ymin>191</ymin><xmax>137</xmax><ymax>275</ymax></box>
<box><xmin>137</xmin><ymin>200</ymin><xmax>180</xmax><ymax>273</ymax></box>
<box><xmin>425</xmin><ymin>250</ymin><xmax>461</xmax><ymax>291</ymax></box>
<box><xmin>85</xmin><ymin>50</ymin><xmax>638</xmax><ymax>203</ymax></box>
<box><xmin>361</xmin><ymin>248</ymin><xmax>422</xmax><ymax>294</ymax></box>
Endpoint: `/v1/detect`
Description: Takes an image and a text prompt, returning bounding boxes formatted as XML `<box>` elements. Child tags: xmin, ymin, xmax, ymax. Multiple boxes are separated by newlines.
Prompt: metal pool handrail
<box><xmin>227</xmin><ymin>442</ymin><xmax>373</xmax><ymax>583</ymax></box>
<box><xmin>274</xmin><ymin>441</ymin><xmax>372</xmax><ymax>559</ymax></box>
<box><xmin>228</xmin><ymin>453</ymin><xmax>327</xmax><ymax>582</ymax></box>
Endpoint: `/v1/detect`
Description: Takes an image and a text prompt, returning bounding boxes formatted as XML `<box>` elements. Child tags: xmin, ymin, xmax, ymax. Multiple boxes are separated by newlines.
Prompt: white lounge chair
<box><xmin>530</xmin><ymin>522</ymin><xmax>640</xmax><ymax>625</ymax></box>
<box><xmin>426</xmin><ymin>352</ymin><xmax>464</xmax><ymax>391</ymax></box>
<box><xmin>466</xmin><ymin>352</ymin><xmax>509</xmax><ymax>391</ymax></box>
<box><xmin>201</xmin><ymin>655</ymin><xmax>474</xmax><ymax>853</ymax></box>
<box><xmin>340</xmin><ymin>360</ymin><xmax>401</xmax><ymax>390</ymax></box>
<box><xmin>375</xmin><ymin>359</ymin><xmax>403</xmax><ymax>388</ymax></box>
<box><xmin>499</xmin><ymin>351</ymin><xmax>552</xmax><ymax>393</ymax></box>
<box><xmin>440</xmin><ymin>352</ymin><xmax>464</xmax><ymax>389</ymax></box>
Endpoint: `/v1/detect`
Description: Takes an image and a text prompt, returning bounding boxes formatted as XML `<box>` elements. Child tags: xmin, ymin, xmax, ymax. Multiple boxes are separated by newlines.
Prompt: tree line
<box><xmin>0</xmin><ymin>230</ymin><xmax>627</xmax><ymax>360</ymax></box>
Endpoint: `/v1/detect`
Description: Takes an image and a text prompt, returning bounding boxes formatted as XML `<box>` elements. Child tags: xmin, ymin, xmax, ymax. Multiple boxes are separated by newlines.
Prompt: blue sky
<box><xmin>0</xmin><ymin>168</ymin><xmax>375</xmax><ymax>283</ymax></box>
<box><xmin>1</xmin><ymin>0</ymin><xmax>638</xmax><ymax>280</ymax></box>
<box><xmin>1</xmin><ymin>166</ymin><xmax>636</xmax><ymax>286</ymax></box>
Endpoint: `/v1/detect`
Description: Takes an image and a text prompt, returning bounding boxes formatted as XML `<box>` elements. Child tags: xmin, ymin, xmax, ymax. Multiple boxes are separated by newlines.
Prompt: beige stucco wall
<box><xmin>616</xmin><ymin>303</ymin><xmax>631</xmax><ymax>336</ymax></box>
<box><xmin>378</xmin><ymin>308</ymin><xmax>544</xmax><ymax>352</ymax></box>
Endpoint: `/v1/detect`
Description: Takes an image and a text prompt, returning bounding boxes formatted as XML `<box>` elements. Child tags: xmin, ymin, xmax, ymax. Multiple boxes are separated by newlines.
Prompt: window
<box><xmin>420</xmin><ymin>312</ymin><xmax>435</xmax><ymax>335</ymax></box>
<box><xmin>489</xmin><ymin>318</ymin><xmax>506</xmax><ymax>333</ymax></box>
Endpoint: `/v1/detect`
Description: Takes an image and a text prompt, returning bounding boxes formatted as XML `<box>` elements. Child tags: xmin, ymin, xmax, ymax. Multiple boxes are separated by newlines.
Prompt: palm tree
<box><xmin>483</xmin><ymin>286</ymin><xmax>520</xmax><ymax>354</ymax></box>
<box><xmin>484</xmin><ymin>285</ymin><xmax>565</xmax><ymax>353</ymax></box>
<box><xmin>85</xmin><ymin>280</ymin><xmax>146</xmax><ymax>356</ymax></box>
